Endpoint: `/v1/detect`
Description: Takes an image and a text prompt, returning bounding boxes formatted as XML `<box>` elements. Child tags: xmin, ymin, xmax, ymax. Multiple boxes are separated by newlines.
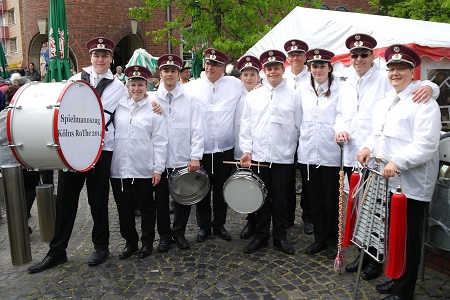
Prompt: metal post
<box><xmin>0</xmin><ymin>172</ymin><xmax>4</xmax><ymax>220</ymax></box>
<box><xmin>36</xmin><ymin>184</ymin><xmax>55</xmax><ymax>243</ymax></box>
<box><xmin>1</xmin><ymin>164</ymin><xmax>32</xmax><ymax>265</ymax></box>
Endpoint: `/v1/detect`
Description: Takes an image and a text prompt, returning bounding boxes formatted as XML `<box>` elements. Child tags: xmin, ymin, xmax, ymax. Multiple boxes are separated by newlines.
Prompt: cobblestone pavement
<box><xmin>0</xmin><ymin>182</ymin><xmax>449</xmax><ymax>299</ymax></box>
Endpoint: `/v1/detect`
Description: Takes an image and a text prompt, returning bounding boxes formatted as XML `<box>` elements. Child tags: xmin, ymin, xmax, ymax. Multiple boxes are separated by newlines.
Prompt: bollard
<box><xmin>36</xmin><ymin>184</ymin><xmax>55</xmax><ymax>243</ymax></box>
<box><xmin>0</xmin><ymin>173</ymin><xmax>4</xmax><ymax>220</ymax></box>
<box><xmin>1</xmin><ymin>164</ymin><xmax>32</xmax><ymax>265</ymax></box>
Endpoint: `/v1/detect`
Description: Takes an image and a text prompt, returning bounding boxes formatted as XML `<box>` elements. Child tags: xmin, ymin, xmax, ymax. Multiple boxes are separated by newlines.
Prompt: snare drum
<box><xmin>223</xmin><ymin>168</ymin><xmax>267</xmax><ymax>214</ymax></box>
<box><xmin>169</xmin><ymin>167</ymin><xmax>210</xmax><ymax>205</ymax></box>
<box><xmin>7</xmin><ymin>81</ymin><xmax>105</xmax><ymax>171</ymax></box>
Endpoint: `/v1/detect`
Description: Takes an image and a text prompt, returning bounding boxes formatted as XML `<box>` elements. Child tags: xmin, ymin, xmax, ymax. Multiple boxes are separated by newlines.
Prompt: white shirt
<box><xmin>297</xmin><ymin>77</ymin><xmax>341</xmax><ymax>167</ymax></box>
<box><xmin>110</xmin><ymin>95</ymin><xmax>168</xmax><ymax>178</ymax></box>
<box><xmin>184</xmin><ymin>73</ymin><xmax>242</xmax><ymax>154</ymax></box>
<box><xmin>334</xmin><ymin>65</ymin><xmax>440</xmax><ymax>167</ymax></box>
<box><xmin>284</xmin><ymin>65</ymin><xmax>310</xmax><ymax>90</ymax></box>
<box><xmin>152</xmin><ymin>81</ymin><xmax>204</xmax><ymax>168</ymax></box>
<box><xmin>234</xmin><ymin>84</ymin><xmax>248</xmax><ymax>160</ymax></box>
<box><xmin>70</xmin><ymin>66</ymin><xmax>127</xmax><ymax>151</ymax></box>
<box><xmin>240</xmin><ymin>79</ymin><xmax>301</xmax><ymax>164</ymax></box>
<box><xmin>362</xmin><ymin>81</ymin><xmax>441</xmax><ymax>202</ymax></box>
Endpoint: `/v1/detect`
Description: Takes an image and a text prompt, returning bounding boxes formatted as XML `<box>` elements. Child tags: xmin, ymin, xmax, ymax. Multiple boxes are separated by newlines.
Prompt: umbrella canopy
<box><xmin>0</xmin><ymin>42</ymin><xmax>9</xmax><ymax>78</ymax></box>
<box><xmin>126</xmin><ymin>48</ymin><xmax>158</xmax><ymax>75</ymax></box>
<box><xmin>190</xmin><ymin>51</ymin><xmax>202</xmax><ymax>79</ymax></box>
<box><xmin>45</xmin><ymin>0</ymin><xmax>71</xmax><ymax>82</ymax></box>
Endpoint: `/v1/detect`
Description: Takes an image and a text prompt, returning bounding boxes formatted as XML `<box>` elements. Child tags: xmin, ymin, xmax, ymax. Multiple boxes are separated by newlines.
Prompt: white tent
<box><xmin>246</xmin><ymin>7</ymin><xmax>450</xmax><ymax>78</ymax></box>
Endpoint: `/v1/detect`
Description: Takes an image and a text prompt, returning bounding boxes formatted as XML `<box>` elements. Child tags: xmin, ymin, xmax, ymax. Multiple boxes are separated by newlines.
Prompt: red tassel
<box><xmin>385</xmin><ymin>189</ymin><xmax>408</xmax><ymax>279</ymax></box>
<box><xmin>343</xmin><ymin>171</ymin><xmax>360</xmax><ymax>248</ymax></box>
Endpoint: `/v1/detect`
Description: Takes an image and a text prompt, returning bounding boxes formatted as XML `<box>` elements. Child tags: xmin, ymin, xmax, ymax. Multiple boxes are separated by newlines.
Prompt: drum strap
<box><xmin>81</xmin><ymin>71</ymin><xmax>115</xmax><ymax>131</ymax></box>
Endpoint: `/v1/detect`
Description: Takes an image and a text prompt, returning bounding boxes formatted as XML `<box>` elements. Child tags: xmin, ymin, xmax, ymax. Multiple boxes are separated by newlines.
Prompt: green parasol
<box><xmin>126</xmin><ymin>48</ymin><xmax>158</xmax><ymax>74</ymax></box>
<box><xmin>0</xmin><ymin>43</ymin><xmax>9</xmax><ymax>78</ymax></box>
<box><xmin>190</xmin><ymin>51</ymin><xmax>202</xmax><ymax>79</ymax></box>
<box><xmin>45</xmin><ymin>0</ymin><xmax>71</xmax><ymax>82</ymax></box>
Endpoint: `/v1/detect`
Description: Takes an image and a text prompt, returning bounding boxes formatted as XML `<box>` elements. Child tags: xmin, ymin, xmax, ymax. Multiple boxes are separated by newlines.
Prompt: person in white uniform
<box><xmin>110</xmin><ymin>65</ymin><xmax>168</xmax><ymax>260</ymax></box>
<box><xmin>297</xmin><ymin>48</ymin><xmax>341</xmax><ymax>260</ymax></box>
<box><xmin>240</xmin><ymin>50</ymin><xmax>301</xmax><ymax>255</ymax></box>
<box><xmin>184</xmin><ymin>48</ymin><xmax>242</xmax><ymax>242</ymax></box>
<box><xmin>357</xmin><ymin>44</ymin><xmax>440</xmax><ymax>300</ymax></box>
<box><xmin>233</xmin><ymin>55</ymin><xmax>262</xmax><ymax>240</ymax></box>
<box><xmin>152</xmin><ymin>54</ymin><xmax>204</xmax><ymax>250</ymax></box>
<box><xmin>334</xmin><ymin>33</ymin><xmax>439</xmax><ymax>280</ymax></box>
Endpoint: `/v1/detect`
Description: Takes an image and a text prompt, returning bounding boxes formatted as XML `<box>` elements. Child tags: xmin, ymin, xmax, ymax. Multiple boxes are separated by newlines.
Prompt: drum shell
<box><xmin>6</xmin><ymin>81</ymin><xmax>105</xmax><ymax>171</ymax></box>
<box><xmin>223</xmin><ymin>169</ymin><xmax>267</xmax><ymax>214</ymax></box>
<box><xmin>168</xmin><ymin>167</ymin><xmax>210</xmax><ymax>205</ymax></box>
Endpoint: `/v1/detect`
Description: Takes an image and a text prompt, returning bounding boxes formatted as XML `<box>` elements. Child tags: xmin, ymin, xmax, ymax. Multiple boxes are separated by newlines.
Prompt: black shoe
<box><xmin>169</xmin><ymin>200</ymin><xmax>175</xmax><ymax>214</ymax></box>
<box><xmin>361</xmin><ymin>261</ymin><xmax>383</xmax><ymax>281</ymax></box>
<box><xmin>240</xmin><ymin>222</ymin><xmax>256</xmax><ymax>239</ymax></box>
<box><xmin>28</xmin><ymin>255</ymin><xmax>68</xmax><ymax>273</ymax></box>
<box><xmin>325</xmin><ymin>246</ymin><xmax>338</xmax><ymax>259</ymax></box>
<box><xmin>243</xmin><ymin>238</ymin><xmax>269</xmax><ymax>253</ymax></box>
<box><xmin>304</xmin><ymin>241</ymin><xmax>326</xmax><ymax>255</ymax></box>
<box><xmin>196</xmin><ymin>228</ymin><xmax>212</xmax><ymax>242</ymax></box>
<box><xmin>119</xmin><ymin>246</ymin><xmax>138</xmax><ymax>259</ymax></box>
<box><xmin>345</xmin><ymin>253</ymin><xmax>369</xmax><ymax>273</ymax></box>
<box><xmin>138</xmin><ymin>245</ymin><xmax>153</xmax><ymax>258</ymax></box>
<box><xmin>88</xmin><ymin>249</ymin><xmax>109</xmax><ymax>266</ymax></box>
<box><xmin>173</xmin><ymin>235</ymin><xmax>190</xmax><ymax>249</ymax></box>
<box><xmin>134</xmin><ymin>210</ymin><xmax>141</xmax><ymax>217</ymax></box>
<box><xmin>376</xmin><ymin>280</ymin><xmax>394</xmax><ymax>294</ymax></box>
<box><xmin>157</xmin><ymin>239</ymin><xmax>172</xmax><ymax>252</ymax></box>
<box><xmin>213</xmin><ymin>226</ymin><xmax>231</xmax><ymax>241</ymax></box>
<box><xmin>304</xmin><ymin>222</ymin><xmax>314</xmax><ymax>235</ymax></box>
<box><xmin>273</xmin><ymin>239</ymin><xmax>295</xmax><ymax>255</ymax></box>
<box><xmin>383</xmin><ymin>295</ymin><xmax>411</xmax><ymax>300</ymax></box>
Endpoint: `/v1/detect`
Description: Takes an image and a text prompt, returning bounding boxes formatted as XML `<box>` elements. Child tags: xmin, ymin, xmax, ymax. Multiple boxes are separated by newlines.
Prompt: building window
<box><xmin>8</xmin><ymin>9</ymin><xmax>15</xmax><ymax>25</ymax></box>
<box><xmin>0</xmin><ymin>13</ymin><xmax>6</xmax><ymax>26</ymax></box>
<box><xmin>9</xmin><ymin>37</ymin><xmax>17</xmax><ymax>54</ymax></box>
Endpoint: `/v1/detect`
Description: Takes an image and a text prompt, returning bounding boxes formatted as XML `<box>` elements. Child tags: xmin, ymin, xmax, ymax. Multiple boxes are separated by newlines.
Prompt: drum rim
<box><xmin>169</xmin><ymin>167</ymin><xmax>210</xmax><ymax>205</ymax></box>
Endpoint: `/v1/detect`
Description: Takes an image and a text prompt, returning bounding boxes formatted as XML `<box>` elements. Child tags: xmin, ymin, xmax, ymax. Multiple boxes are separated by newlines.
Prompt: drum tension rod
<box><xmin>47</xmin><ymin>143</ymin><xmax>60</xmax><ymax>148</ymax></box>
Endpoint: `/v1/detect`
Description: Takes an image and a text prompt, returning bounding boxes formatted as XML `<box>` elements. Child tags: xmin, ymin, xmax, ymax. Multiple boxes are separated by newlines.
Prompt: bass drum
<box><xmin>169</xmin><ymin>167</ymin><xmax>210</xmax><ymax>205</ymax></box>
<box><xmin>7</xmin><ymin>81</ymin><xmax>105</xmax><ymax>171</ymax></box>
<box><xmin>223</xmin><ymin>168</ymin><xmax>267</xmax><ymax>214</ymax></box>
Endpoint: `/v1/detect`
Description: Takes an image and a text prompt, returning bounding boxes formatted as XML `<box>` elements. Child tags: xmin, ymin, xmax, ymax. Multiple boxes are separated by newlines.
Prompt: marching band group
<box><xmin>24</xmin><ymin>33</ymin><xmax>442</xmax><ymax>300</ymax></box>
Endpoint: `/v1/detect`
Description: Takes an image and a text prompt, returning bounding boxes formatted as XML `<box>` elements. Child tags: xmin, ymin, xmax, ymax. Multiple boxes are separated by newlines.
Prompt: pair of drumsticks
<box><xmin>222</xmin><ymin>161</ymin><xmax>268</xmax><ymax>167</ymax></box>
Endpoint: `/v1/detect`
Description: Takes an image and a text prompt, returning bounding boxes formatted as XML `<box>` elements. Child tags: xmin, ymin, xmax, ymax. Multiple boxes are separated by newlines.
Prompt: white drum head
<box><xmin>223</xmin><ymin>177</ymin><xmax>264</xmax><ymax>213</ymax></box>
<box><xmin>7</xmin><ymin>81</ymin><xmax>104</xmax><ymax>171</ymax></box>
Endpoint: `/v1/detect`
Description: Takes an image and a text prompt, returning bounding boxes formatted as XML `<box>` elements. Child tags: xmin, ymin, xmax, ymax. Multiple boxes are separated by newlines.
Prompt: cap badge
<box><xmin>354</xmin><ymin>41</ymin><xmax>363</xmax><ymax>47</ymax></box>
<box><xmin>211</xmin><ymin>49</ymin><xmax>216</xmax><ymax>54</ymax></box>
<box><xmin>208</xmin><ymin>54</ymin><xmax>216</xmax><ymax>60</ymax></box>
<box><xmin>291</xmin><ymin>45</ymin><xmax>298</xmax><ymax>51</ymax></box>
<box><xmin>394</xmin><ymin>46</ymin><xmax>400</xmax><ymax>53</ymax></box>
<box><xmin>314</xmin><ymin>50</ymin><xmax>320</xmax><ymax>54</ymax></box>
<box><xmin>393</xmin><ymin>53</ymin><xmax>403</xmax><ymax>59</ymax></box>
<box><xmin>268</xmin><ymin>51</ymin><xmax>273</xmax><ymax>56</ymax></box>
<box><xmin>267</xmin><ymin>56</ymin><xmax>276</xmax><ymax>62</ymax></box>
<box><xmin>133</xmin><ymin>71</ymin><xmax>141</xmax><ymax>76</ymax></box>
<box><xmin>314</xmin><ymin>55</ymin><xmax>322</xmax><ymax>60</ymax></box>
<box><xmin>246</xmin><ymin>57</ymin><xmax>250</xmax><ymax>61</ymax></box>
<box><xmin>355</xmin><ymin>35</ymin><xmax>361</xmax><ymax>41</ymax></box>
<box><xmin>97</xmin><ymin>43</ymin><xmax>105</xmax><ymax>49</ymax></box>
<box><xmin>244</xmin><ymin>62</ymin><xmax>253</xmax><ymax>67</ymax></box>
<box><xmin>134</xmin><ymin>66</ymin><xmax>139</xmax><ymax>71</ymax></box>
<box><xmin>98</xmin><ymin>38</ymin><xmax>103</xmax><ymax>43</ymax></box>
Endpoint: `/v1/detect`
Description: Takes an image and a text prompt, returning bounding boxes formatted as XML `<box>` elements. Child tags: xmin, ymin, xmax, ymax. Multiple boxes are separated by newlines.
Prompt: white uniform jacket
<box><xmin>234</xmin><ymin>85</ymin><xmax>248</xmax><ymax>160</ymax></box>
<box><xmin>334</xmin><ymin>65</ymin><xmax>439</xmax><ymax>167</ymax></box>
<box><xmin>111</xmin><ymin>96</ymin><xmax>168</xmax><ymax>179</ymax></box>
<box><xmin>240</xmin><ymin>79</ymin><xmax>301</xmax><ymax>164</ymax></box>
<box><xmin>184</xmin><ymin>72</ymin><xmax>242</xmax><ymax>154</ymax></box>
<box><xmin>152</xmin><ymin>82</ymin><xmax>204</xmax><ymax>168</ymax></box>
<box><xmin>297</xmin><ymin>78</ymin><xmax>341</xmax><ymax>167</ymax></box>
<box><xmin>284</xmin><ymin>65</ymin><xmax>310</xmax><ymax>90</ymax></box>
<box><xmin>361</xmin><ymin>81</ymin><xmax>441</xmax><ymax>202</ymax></box>
<box><xmin>71</xmin><ymin>66</ymin><xmax>127</xmax><ymax>151</ymax></box>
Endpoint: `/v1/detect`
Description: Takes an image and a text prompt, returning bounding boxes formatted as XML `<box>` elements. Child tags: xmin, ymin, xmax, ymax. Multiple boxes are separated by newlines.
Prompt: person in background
<box><xmin>110</xmin><ymin>65</ymin><xmax>167</xmax><ymax>259</ymax></box>
<box><xmin>180</xmin><ymin>61</ymin><xmax>191</xmax><ymax>84</ymax></box>
<box><xmin>334</xmin><ymin>33</ymin><xmax>439</xmax><ymax>281</ymax></box>
<box><xmin>357</xmin><ymin>44</ymin><xmax>440</xmax><ymax>300</ymax></box>
<box><xmin>152</xmin><ymin>54</ymin><xmax>204</xmax><ymax>250</ymax></box>
<box><xmin>283</xmin><ymin>39</ymin><xmax>313</xmax><ymax>234</ymax></box>
<box><xmin>298</xmin><ymin>48</ymin><xmax>341</xmax><ymax>260</ymax></box>
<box><xmin>25</xmin><ymin>62</ymin><xmax>41</xmax><ymax>81</ymax></box>
<box><xmin>240</xmin><ymin>50</ymin><xmax>300</xmax><ymax>255</ymax></box>
<box><xmin>114</xmin><ymin>66</ymin><xmax>126</xmax><ymax>84</ymax></box>
<box><xmin>17</xmin><ymin>63</ymin><xmax>26</xmax><ymax>76</ymax></box>
<box><xmin>234</xmin><ymin>55</ymin><xmax>262</xmax><ymax>240</ymax></box>
<box><xmin>184</xmin><ymin>48</ymin><xmax>242</xmax><ymax>243</ymax></box>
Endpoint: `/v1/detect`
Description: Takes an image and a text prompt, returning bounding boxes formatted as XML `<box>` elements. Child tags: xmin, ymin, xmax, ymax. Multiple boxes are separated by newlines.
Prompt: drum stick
<box><xmin>222</xmin><ymin>161</ymin><xmax>269</xmax><ymax>167</ymax></box>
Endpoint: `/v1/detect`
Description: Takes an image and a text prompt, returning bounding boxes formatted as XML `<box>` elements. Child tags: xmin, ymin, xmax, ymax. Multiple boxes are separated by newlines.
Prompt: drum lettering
<box><xmin>91</xmin><ymin>130</ymin><xmax>102</xmax><ymax>136</ymax></box>
<box><xmin>60</xmin><ymin>114</ymin><xmax>101</xmax><ymax>125</ymax></box>
<box><xmin>58</xmin><ymin>128</ymin><xmax>74</xmax><ymax>137</ymax></box>
<box><xmin>75</xmin><ymin>129</ymin><xmax>92</xmax><ymax>137</ymax></box>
